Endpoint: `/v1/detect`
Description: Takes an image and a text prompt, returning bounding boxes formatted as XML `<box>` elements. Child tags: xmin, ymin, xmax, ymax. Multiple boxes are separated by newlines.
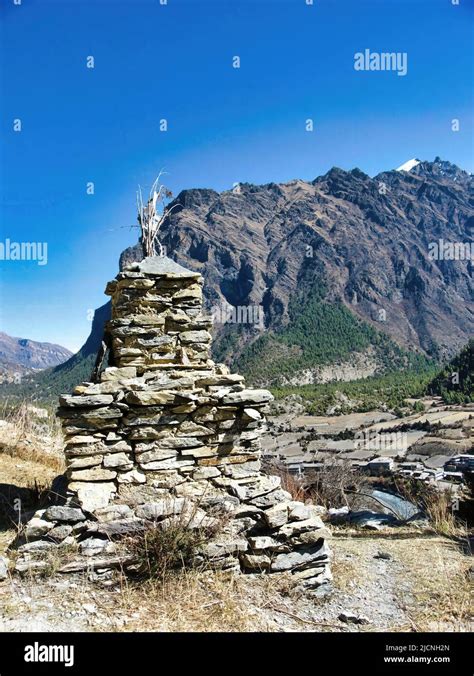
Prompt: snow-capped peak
<box><xmin>396</xmin><ymin>158</ymin><xmax>421</xmax><ymax>172</ymax></box>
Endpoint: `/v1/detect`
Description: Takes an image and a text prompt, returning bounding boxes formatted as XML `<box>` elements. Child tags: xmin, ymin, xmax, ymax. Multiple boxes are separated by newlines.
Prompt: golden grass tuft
<box><xmin>262</xmin><ymin>460</ymin><xmax>308</xmax><ymax>502</ymax></box>
<box><xmin>394</xmin><ymin>476</ymin><xmax>464</xmax><ymax>537</ymax></box>
<box><xmin>397</xmin><ymin>537</ymin><xmax>473</xmax><ymax>631</ymax></box>
<box><xmin>0</xmin><ymin>400</ymin><xmax>64</xmax><ymax>472</ymax></box>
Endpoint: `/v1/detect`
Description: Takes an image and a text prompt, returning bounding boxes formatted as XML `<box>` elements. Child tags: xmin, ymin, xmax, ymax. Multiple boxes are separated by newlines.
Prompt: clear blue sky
<box><xmin>0</xmin><ymin>0</ymin><xmax>473</xmax><ymax>351</ymax></box>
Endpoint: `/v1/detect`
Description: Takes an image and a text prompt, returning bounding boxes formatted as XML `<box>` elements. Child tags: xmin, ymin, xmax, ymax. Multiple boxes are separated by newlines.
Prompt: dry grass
<box><xmin>0</xmin><ymin>402</ymin><xmax>64</xmax><ymax>544</ymax></box>
<box><xmin>114</xmin><ymin>570</ymin><xmax>275</xmax><ymax>632</ymax></box>
<box><xmin>126</xmin><ymin>501</ymin><xmax>228</xmax><ymax>580</ymax></box>
<box><xmin>1</xmin><ymin>444</ymin><xmax>64</xmax><ymax>473</ymax></box>
<box><xmin>331</xmin><ymin>534</ymin><xmax>473</xmax><ymax>632</ymax></box>
<box><xmin>306</xmin><ymin>461</ymin><xmax>365</xmax><ymax>509</ymax></box>
<box><xmin>393</xmin><ymin>476</ymin><xmax>464</xmax><ymax>537</ymax></box>
<box><xmin>0</xmin><ymin>452</ymin><xmax>58</xmax><ymax>501</ymax></box>
<box><xmin>262</xmin><ymin>459</ymin><xmax>308</xmax><ymax>502</ymax></box>
<box><xmin>396</xmin><ymin>537</ymin><xmax>473</xmax><ymax>631</ymax></box>
<box><xmin>0</xmin><ymin>400</ymin><xmax>64</xmax><ymax>473</ymax></box>
<box><xmin>330</xmin><ymin>549</ymin><xmax>363</xmax><ymax>592</ymax></box>
<box><xmin>0</xmin><ymin>528</ymin><xmax>16</xmax><ymax>557</ymax></box>
<box><xmin>0</xmin><ymin>452</ymin><xmax>59</xmax><ymax>544</ymax></box>
<box><xmin>425</xmin><ymin>492</ymin><xmax>460</xmax><ymax>537</ymax></box>
<box><xmin>0</xmin><ymin>566</ymin><xmax>316</xmax><ymax>632</ymax></box>
<box><xmin>112</xmin><ymin>564</ymin><xmax>339</xmax><ymax>632</ymax></box>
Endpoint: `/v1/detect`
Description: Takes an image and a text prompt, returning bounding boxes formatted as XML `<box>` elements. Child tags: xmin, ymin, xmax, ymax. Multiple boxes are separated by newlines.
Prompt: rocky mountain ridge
<box><xmin>0</xmin><ymin>332</ymin><xmax>72</xmax><ymax>377</ymax></box>
<box><xmin>149</xmin><ymin>156</ymin><xmax>472</xmax><ymax>362</ymax></box>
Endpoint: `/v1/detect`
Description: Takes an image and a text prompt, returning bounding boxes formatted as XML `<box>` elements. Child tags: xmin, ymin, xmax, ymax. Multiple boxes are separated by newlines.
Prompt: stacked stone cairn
<box><xmin>13</xmin><ymin>257</ymin><xmax>331</xmax><ymax>591</ymax></box>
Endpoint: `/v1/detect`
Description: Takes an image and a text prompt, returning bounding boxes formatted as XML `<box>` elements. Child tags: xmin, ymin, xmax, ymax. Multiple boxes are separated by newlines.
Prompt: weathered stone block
<box><xmin>59</xmin><ymin>394</ymin><xmax>114</xmax><ymax>408</ymax></box>
<box><xmin>69</xmin><ymin>468</ymin><xmax>117</xmax><ymax>482</ymax></box>
<box><xmin>103</xmin><ymin>453</ymin><xmax>134</xmax><ymax>469</ymax></box>
<box><xmin>43</xmin><ymin>506</ymin><xmax>86</xmax><ymax>523</ymax></box>
<box><xmin>69</xmin><ymin>482</ymin><xmax>116</xmax><ymax>512</ymax></box>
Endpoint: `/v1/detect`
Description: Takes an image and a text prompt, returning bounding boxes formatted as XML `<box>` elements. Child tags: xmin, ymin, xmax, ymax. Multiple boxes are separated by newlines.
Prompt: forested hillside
<box><xmin>428</xmin><ymin>340</ymin><xmax>474</xmax><ymax>404</ymax></box>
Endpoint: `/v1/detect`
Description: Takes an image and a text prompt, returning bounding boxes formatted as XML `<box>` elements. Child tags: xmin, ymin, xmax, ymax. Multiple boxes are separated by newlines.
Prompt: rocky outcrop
<box><xmin>12</xmin><ymin>257</ymin><xmax>331</xmax><ymax>591</ymax></box>
<box><xmin>153</xmin><ymin>158</ymin><xmax>473</xmax><ymax>360</ymax></box>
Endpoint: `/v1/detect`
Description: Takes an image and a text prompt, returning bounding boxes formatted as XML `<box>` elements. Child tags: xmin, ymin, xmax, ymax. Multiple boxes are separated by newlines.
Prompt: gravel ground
<box><xmin>1</xmin><ymin>532</ymin><xmax>471</xmax><ymax>633</ymax></box>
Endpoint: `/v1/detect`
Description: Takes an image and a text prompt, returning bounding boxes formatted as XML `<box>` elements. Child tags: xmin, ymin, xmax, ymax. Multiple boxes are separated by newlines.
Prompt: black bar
<box><xmin>0</xmin><ymin>632</ymin><xmax>471</xmax><ymax>675</ymax></box>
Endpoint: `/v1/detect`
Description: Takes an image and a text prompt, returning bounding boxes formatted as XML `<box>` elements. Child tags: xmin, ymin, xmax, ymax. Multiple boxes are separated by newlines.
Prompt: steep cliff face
<box><xmin>148</xmin><ymin>158</ymin><xmax>472</xmax><ymax>362</ymax></box>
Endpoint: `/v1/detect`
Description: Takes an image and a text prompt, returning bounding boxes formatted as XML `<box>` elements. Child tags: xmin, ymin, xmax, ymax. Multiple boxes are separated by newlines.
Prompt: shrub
<box><xmin>394</xmin><ymin>477</ymin><xmax>460</xmax><ymax>536</ymax></box>
<box><xmin>262</xmin><ymin>459</ymin><xmax>308</xmax><ymax>502</ymax></box>
<box><xmin>126</xmin><ymin>501</ymin><xmax>225</xmax><ymax>580</ymax></box>
<box><xmin>130</xmin><ymin>523</ymin><xmax>203</xmax><ymax>579</ymax></box>
<box><xmin>306</xmin><ymin>461</ymin><xmax>365</xmax><ymax>509</ymax></box>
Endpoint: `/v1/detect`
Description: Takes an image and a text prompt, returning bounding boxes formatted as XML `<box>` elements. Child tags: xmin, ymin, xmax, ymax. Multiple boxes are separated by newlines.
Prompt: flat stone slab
<box><xmin>43</xmin><ymin>506</ymin><xmax>86</xmax><ymax>523</ymax></box>
<box><xmin>129</xmin><ymin>256</ymin><xmax>200</xmax><ymax>278</ymax></box>
<box><xmin>58</xmin><ymin>555</ymin><xmax>136</xmax><ymax>573</ymax></box>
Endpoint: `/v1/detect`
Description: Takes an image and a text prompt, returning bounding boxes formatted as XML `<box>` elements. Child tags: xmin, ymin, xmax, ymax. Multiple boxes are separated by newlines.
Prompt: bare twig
<box><xmin>266</xmin><ymin>604</ymin><xmax>343</xmax><ymax>630</ymax></box>
<box><xmin>136</xmin><ymin>171</ymin><xmax>174</xmax><ymax>257</ymax></box>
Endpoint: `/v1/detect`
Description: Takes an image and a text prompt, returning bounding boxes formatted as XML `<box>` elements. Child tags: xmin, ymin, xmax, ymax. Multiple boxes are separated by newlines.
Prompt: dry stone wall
<box><xmin>13</xmin><ymin>257</ymin><xmax>331</xmax><ymax>591</ymax></box>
